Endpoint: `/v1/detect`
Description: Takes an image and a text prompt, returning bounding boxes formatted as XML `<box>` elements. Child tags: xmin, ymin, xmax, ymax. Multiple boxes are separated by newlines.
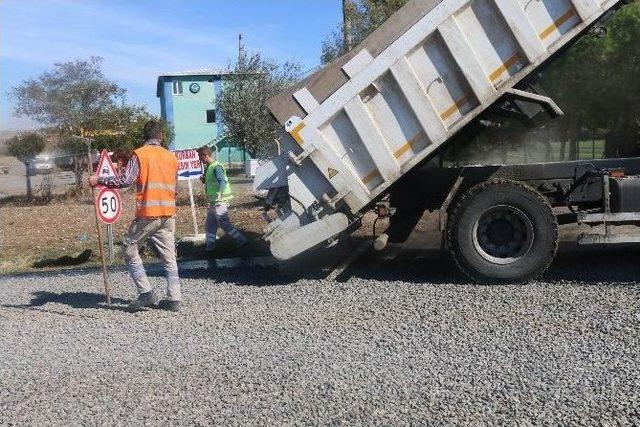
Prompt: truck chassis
<box><xmin>381</xmin><ymin>157</ymin><xmax>640</xmax><ymax>283</ymax></box>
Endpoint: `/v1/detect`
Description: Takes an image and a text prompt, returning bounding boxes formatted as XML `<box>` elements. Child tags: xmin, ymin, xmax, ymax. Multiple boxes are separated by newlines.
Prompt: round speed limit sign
<box><xmin>95</xmin><ymin>187</ymin><xmax>123</xmax><ymax>224</ymax></box>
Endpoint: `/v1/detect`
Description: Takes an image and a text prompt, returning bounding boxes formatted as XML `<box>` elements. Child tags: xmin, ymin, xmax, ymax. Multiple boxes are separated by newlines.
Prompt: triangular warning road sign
<box><xmin>95</xmin><ymin>149</ymin><xmax>118</xmax><ymax>179</ymax></box>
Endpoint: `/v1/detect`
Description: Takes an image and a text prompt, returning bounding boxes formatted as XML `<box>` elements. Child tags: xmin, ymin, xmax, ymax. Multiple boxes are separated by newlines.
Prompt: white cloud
<box><xmin>1</xmin><ymin>0</ymin><xmax>250</xmax><ymax>129</ymax></box>
<box><xmin>0</xmin><ymin>0</ymin><xmax>323</xmax><ymax>130</ymax></box>
<box><xmin>1</xmin><ymin>0</ymin><xmax>242</xmax><ymax>82</ymax></box>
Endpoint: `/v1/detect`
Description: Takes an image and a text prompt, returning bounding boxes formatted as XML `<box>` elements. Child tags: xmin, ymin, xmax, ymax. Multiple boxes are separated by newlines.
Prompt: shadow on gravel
<box><xmin>31</xmin><ymin>249</ymin><xmax>93</xmax><ymax>269</ymax></box>
<box><xmin>157</xmin><ymin>263</ymin><xmax>328</xmax><ymax>287</ymax></box>
<box><xmin>2</xmin><ymin>291</ymin><xmax>132</xmax><ymax>312</ymax></box>
<box><xmin>542</xmin><ymin>244</ymin><xmax>640</xmax><ymax>284</ymax></box>
<box><xmin>352</xmin><ymin>244</ymin><xmax>640</xmax><ymax>285</ymax></box>
<box><xmin>6</xmin><ymin>240</ymin><xmax>639</xmax><ymax>290</ymax></box>
<box><xmin>172</xmin><ymin>242</ymin><xmax>640</xmax><ymax>287</ymax></box>
<box><xmin>165</xmin><ymin>241</ymin><xmax>466</xmax><ymax>287</ymax></box>
<box><xmin>350</xmin><ymin>243</ymin><xmax>640</xmax><ymax>285</ymax></box>
<box><xmin>342</xmin><ymin>250</ymin><xmax>466</xmax><ymax>285</ymax></box>
<box><xmin>176</xmin><ymin>231</ymin><xmax>270</xmax><ymax>261</ymax></box>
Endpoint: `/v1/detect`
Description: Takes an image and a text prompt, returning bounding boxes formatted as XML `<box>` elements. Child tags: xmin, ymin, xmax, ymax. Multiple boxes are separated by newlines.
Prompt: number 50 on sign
<box><xmin>95</xmin><ymin>187</ymin><xmax>122</xmax><ymax>224</ymax></box>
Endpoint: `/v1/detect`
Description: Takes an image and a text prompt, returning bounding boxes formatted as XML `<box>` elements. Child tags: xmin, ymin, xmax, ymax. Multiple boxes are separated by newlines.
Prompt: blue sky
<box><xmin>0</xmin><ymin>0</ymin><xmax>342</xmax><ymax>131</ymax></box>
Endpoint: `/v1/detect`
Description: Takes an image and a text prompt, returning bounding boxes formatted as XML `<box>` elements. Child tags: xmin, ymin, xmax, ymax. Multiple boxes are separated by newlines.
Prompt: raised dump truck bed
<box><xmin>255</xmin><ymin>0</ymin><xmax>626</xmax><ymax>280</ymax></box>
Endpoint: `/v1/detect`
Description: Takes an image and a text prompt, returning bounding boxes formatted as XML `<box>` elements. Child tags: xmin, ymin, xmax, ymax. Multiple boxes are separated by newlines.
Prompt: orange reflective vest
<box><xmin>134</xmin><ymin>145</ymin><xmax>179</xmax><ymax>218</ymax></box>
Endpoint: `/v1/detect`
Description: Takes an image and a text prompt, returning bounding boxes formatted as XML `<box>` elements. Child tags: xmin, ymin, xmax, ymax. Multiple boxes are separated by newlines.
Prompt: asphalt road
<box><xmin>1</xmin><ymin>246</ymin><xmax>639</xmax><ymax>425</ymax></box>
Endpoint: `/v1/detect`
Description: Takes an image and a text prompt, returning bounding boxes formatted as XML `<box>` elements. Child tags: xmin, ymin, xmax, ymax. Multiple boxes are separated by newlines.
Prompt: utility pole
<box><xmin>342</xmin><ymin>0</ymin><xmax>354</xmax><ymax>53</ymax></box>
<box><xmin>235</xmin><ymin>32</ymin><xmax>243</xmax><ymax>169</ymax></box>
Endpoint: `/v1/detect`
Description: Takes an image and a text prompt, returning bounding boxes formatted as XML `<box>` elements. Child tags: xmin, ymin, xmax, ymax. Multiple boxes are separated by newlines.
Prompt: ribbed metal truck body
<box><xmin>254</xmin><ymin>0</ymin><xmax>622</xmax><ymax>261</ymax></box>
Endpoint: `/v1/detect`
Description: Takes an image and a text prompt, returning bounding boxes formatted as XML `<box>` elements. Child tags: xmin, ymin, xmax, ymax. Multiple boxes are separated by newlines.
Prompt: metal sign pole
<box><xmin>187</xmin><ymin>178</ymin><xmax>199</xmax><ymax>236</ymax></box>
<box><xmin>86</xmin><ymin>142</ymin><xmax>112</xmax><ymax>305</ymax></box>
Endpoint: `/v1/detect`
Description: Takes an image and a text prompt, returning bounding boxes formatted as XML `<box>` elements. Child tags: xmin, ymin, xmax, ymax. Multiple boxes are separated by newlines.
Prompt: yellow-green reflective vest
<box><xmin>205</xmin><ymin>161</ymin><xmax>233</xmax><ymax>203</ymax></box>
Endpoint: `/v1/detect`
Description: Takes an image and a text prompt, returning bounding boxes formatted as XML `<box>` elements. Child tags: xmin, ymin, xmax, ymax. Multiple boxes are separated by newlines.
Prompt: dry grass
<box><xmin>0</xmin><ymin>176</ymin><xmax>419</xmax><ymax>275</ymax></box>
<box><xmin>0</xmin><ymin>182</ymin><xmax>267</xmax><ymax>274</ymax></box>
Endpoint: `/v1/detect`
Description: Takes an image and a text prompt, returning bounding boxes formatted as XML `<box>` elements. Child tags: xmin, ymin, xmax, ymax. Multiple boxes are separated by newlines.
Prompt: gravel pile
<box><xmin>1</xmin><ymin>247</ymin><xmax>639</xmax><ymax>425</ymax></box>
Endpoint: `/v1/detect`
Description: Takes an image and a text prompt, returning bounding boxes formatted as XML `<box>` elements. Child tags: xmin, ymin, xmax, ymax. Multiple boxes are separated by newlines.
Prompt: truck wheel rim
<box><xmin>472</xmin><ymin>205</ymin><xmax>534</xmax><ymax>265</ymax></box>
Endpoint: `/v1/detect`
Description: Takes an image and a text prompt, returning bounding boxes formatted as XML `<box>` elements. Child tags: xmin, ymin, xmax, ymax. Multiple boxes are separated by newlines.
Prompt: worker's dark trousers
<box><xmin>122</xmin><ymin>216</ymin><xmax>182</xmax><ymax>301</ymax></box>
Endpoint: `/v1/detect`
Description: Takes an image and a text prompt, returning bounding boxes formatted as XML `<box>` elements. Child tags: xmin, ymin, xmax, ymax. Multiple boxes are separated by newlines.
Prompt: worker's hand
<box><xmin>88</xmin><ymin>174</ymin><xmax>100</xmax><ymax>187</ymax></box>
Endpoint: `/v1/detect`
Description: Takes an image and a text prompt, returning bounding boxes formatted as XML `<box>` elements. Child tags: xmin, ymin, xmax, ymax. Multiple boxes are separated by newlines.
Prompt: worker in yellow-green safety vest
<box><xmin>197</xmin><ymin>145</ymin><xmax>248</xmax><ymax>253</ymax></box>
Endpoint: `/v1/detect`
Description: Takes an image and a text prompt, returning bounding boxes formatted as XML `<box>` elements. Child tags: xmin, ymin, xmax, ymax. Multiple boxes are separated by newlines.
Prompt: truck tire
<box><xmin>447</xmin><ymin>180</ymin><xmax>558</xmax><ymax>284</ymax></box>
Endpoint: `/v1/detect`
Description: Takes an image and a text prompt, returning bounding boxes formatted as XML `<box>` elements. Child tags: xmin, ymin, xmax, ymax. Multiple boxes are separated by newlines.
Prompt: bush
<box><xmin>7</xmin><ymin>132</ymin><xmax>45</xmax><ymax>161</ymax></box>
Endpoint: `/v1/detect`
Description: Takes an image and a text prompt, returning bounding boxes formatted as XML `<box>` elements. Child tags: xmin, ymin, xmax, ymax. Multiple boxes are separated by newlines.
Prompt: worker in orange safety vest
<box><xmin>89</xmin><ymin>121</ymin><xmax>182</xmax><ymax>312</ymax></box>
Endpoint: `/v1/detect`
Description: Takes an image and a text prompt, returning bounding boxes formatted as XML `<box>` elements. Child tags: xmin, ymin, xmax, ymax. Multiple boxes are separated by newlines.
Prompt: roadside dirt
<box><xmin>0</xmin><ymin>176</ymin><xmax>442</xmax><ymax>274</ymax></box>
<box><xmin>0</xmin><ymin>181</ymin><xmax>268</xmax><ymax>274</ymax></box>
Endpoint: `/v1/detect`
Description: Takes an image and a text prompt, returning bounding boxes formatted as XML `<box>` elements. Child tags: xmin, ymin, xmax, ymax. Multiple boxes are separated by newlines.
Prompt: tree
<box><xmin>91</xmin><ymin>107</ymin><xmax>160</xmax><ymax>153</ymax></box>
<box><xmin>539</xmin><ymin>1</ymin><xmax>640</xmax><ymax>159</ymax></box>
<box><xmin>7</xmin><ymin>133</ymin><xmax>46</xmax><ymax>199</ymax></box>
<box><xmin>539</xmin><ymin>35</ymin><xmax>604</xmax><ymax>160</ymax></box>
<box><xmin>92</xmin><ymin>110</ymin><xmax>172</xmax><ymax>172</ymax></box>
<box><xmin>54</xmin><ymin>108</ymin><xmax>169</xmax><ymax>190</ymax></box>
<box><xmin>322</xmin><ymin>0</ymin><xmax>408</xmax><ymax>63</ymax></box>
<box><xmin>445</xmin><ymin>1</ymin><xmax>640</xmax><ymax>166</ymax></box>
<box><xmin>217</xmin><ymin>50</ymin><xmax>301</xmax><ymax>158</ymax></box>
<box><xmin>9</xmin><ymin>57</ymin><xmax>153</xmax><ymax>191</ymax></box>
<box><xmin>10</xmin><ymin>57</ymin><xmax>126</xmax><ymax>138</ymax></box>
<box><xmin>342</xmin><ymin>0</ymin><xmax>356</xmax><ymax>52</ymax></box>
<box><xmin>600</xmin><ymin>1</ymin><xmax>640</xmax><ymax>157</ymax></box>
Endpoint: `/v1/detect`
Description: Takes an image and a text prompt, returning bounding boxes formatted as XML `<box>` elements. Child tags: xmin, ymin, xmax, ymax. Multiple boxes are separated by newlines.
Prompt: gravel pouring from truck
<box><xmin>254</xmin><ymin>0</ymin><xmax>625</xmax><ymax>277</ymax></box>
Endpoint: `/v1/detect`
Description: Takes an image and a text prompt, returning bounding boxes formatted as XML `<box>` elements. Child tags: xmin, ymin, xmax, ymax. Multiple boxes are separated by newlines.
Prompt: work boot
<box><xmin>205</xmin><ymin>241</ymin><xmax>216</xmax><ymax>253</ymax></box>
<box><xmin>158</xmin><ymin>300</ymin><xmax>182</xmax><ymax>312</ymax></box>
<box><xmin>129</xmin><ymin>291</ymin><xmax>159</xmax><ymax>310</ymax></box>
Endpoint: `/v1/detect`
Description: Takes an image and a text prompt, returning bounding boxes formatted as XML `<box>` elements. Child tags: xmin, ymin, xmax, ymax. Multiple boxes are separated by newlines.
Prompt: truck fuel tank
<box><xmin>610</xmin><ymin>176</ymin><xmax>640</xmax><ymax>213</ymax></box>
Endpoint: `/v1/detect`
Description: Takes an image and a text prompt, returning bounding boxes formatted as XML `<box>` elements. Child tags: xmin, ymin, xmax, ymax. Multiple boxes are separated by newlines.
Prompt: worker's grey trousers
<box><xmin>122</xmin><ymin>217</ymin><xmax>182</xmax><ymax>301</ymax></box>
<box><xmin>205</xmin><ymin>203</ymin><xmax>245</xmax><ymax>245</ymax></box>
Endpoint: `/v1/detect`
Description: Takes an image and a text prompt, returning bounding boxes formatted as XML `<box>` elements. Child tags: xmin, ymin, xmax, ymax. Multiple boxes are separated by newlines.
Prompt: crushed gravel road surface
<box><xmin>1</xmin><ymin>246</ymin><xmax>639</xmax><ymax>425</ymax></box>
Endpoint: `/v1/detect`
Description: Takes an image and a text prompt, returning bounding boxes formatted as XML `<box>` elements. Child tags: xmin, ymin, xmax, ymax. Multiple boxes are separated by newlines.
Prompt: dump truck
<box><xmin>254</xmin><ymin>0</ymin><xmax>635</xmax><ymax>283</ymax></box>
